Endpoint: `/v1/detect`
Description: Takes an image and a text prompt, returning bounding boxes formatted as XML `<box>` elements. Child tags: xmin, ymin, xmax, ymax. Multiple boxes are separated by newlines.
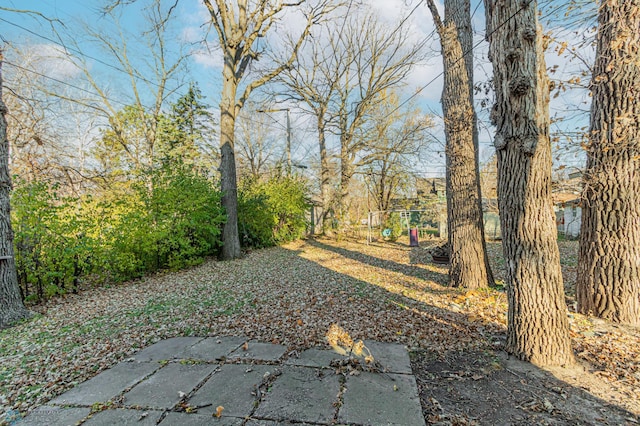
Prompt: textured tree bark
<box><xmin>317</xmin><ymin>112</ymin><xmax>333</xmax><ymax>236</ymax></box>
<box><xmin>219</xmin><ymin>58</ymin><xmax>242</xmax><ymax>260</ymax></box>
<box><xmin>204</xmin><ymin>0</ymin><xmax>322</xmax><ymax>259</ymax></box>
<box><xmin>427</xmin><ymin>0</ymin><xmax>494</xmax><ymax>289</ymax></box>
<box><xmin>0</xmin><ymin>52</ymin><xmax>32</xmax><ymax>328</ymax></box>
<box><xmin>484</xmin><ymin>0</ymin><xmax>574</xmax><ymax>365</ymax></box>
<box><xmin>338</xmin><ymin>142</ymin><xmax>354</xmax><ymax>228</ymax></box>
<box><xmin>577</xmin><ymin>1</ymin><xmax>640</xmax><ymax>326</ymax></box>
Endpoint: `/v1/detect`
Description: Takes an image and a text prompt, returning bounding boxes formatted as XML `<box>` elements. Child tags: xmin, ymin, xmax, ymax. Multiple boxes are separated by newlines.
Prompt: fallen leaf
<box><xmin>2</xmin><ymin>238</ymin><xmax>638</xmax><ymax>421</ymax></box>
<box><xmin>214</xmin><ymin>405</ymin><xmax>224</xmax><ymax>418</ymax></box>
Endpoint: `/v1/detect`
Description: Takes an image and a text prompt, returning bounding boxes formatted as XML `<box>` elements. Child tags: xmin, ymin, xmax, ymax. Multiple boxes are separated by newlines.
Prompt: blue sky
<box><xmin>1</xmin><ymin>0</ymin><xmax>212</xmax><ymax>105</ymax></box>
<box><xmin>1</xmin><ymin>0</ymin><xmax>592</xmax><ymax>178</ymax></box>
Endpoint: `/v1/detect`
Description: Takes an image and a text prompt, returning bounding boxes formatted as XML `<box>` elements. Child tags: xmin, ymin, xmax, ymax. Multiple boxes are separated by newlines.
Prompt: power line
<box><xmin>257</xmin><ymin>110</ymin><xmax>289</xmax><ymax>132</ymax></box>
<box><xmin>335</xmin><ymin>0</ymin><xmax>433</xmax><ymax>100</ymax></box>
<box><xmin>0</xmin><ymin>17</ymin><xmax>168</xmax><ymax>92</ymax></box>
<box><xmin>390</xmin><ymin>0</ymin><xmax>551</xmax><ymax>116</ymax></box>
<box><xmin>470</xmin><ymin>0</ymin><xmax>482</xmax><ymax>21</ymax></box>
<box><xmin>5</xmin><ymin>60</ymin><xmax>301</xmax><ymax>138</ymax></box>
<box><xmin>3</xmin><ymin>59</ymin><xmax>132</xmax><ymax>109</ymax></box>
<box><xmin>0</xmin><ymin>8</ymin><xmax>225</xmax><ymax>102</ymax></box>
<box><xmin>316</xmin><ymin>0</ymin><xmax>489</xmax><ymax>124</ymax></box>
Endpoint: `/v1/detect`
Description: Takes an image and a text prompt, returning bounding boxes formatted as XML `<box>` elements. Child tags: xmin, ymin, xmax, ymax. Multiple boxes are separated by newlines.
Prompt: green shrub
<box><xmin>262</xmin><ymin>175</ymin><xmax>309</xmax><ymax>243</ymax></box>
<box><xmin>383</xmin><ymin>212</ymin><xmax>403</xmax><ymax>241</ymax></box>
<box><xmin>12</xmin><ymin>180</ymin><xmax>93</xmax><ymax>301</ymax></box>
<box><xmin>238</xmin><ymin>179</ymin><xmax>274</xmax><ymax>248</ymax></box>
<box><xmin>238</xmin><ymin>175</ymin><xmax>309</xmax><ymax>248</ymax></box>
<box><xmin>142</xmin><ymin>166</ymin><xmax>225</xmax><ymax>270</ymax></box>
<box><xmin>11</xmin><ymin>167</ymin><xmax>224</xmax><ymax>303</ymax></box>
<box><xmin>99</xmin><ymin>166</ymin><xmax>225</xmax><ymax>278</ymax></box>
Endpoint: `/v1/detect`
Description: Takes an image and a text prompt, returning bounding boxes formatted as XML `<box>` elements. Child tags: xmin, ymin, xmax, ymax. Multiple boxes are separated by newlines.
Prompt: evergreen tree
<box><xmin>158</xmin><ymin>83</ymin><xmax>217</xmax><ymax>170</ymax></box>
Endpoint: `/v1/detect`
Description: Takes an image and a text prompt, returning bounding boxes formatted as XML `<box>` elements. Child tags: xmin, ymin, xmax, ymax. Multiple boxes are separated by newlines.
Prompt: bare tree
<box><xmin>426</xmin><ymin>0</ymin><xmax>494</xmax><ymax>288</ymax></box>
<box><xmin>484</xmin><ymin>0</ymin><xmax>574</xmax><ymax>365</ymax></box>
<box><xmin>1</xmin><ymin>45</ymin><xmax>86</xmax><ymax>189</ymax></box>
<box><xmin>577</xmin><ymin>0</ymin><xmax>640</xmax><ymax>326</ymax></box>
<box><xmin>236</xmin><ymin>103</ymin><xmax>279</xmax><ymax>179</ymax></box>
<box><xmin>280</xmin><ymin>9</ymin><xmax>424</xmax><ymax>232</ymax></box>
<box><xmin>278</xmin><ymin>20</ymin><xmax>347</xmax><ymax>235</ymax></box>
<box><xmin>58</xmin><ymin>0</ymin><xmax>187</xmax><ymax>187</ymax></box>
<box><xmin>0</xmin><ymin>7</ymin><xmax>58</xmax><ymax>327</ymax></box>
<box><xmin>0</xmin><ymin>49</ymin><xmax>32</xmax><ymax>328</ymax></box>
<box><xmin>203</xmin><ymin>0</ymin><xmax>334</xmax><ymax>259</ymax></box>
<box><xmin>361</xmin><ymin>92</ymin><xmax>433</xmax><ymax>212</ymax></box>
<box><xmin>331</xmin><ymin>10</ymin><xmax>423</xmax><ymax>227</ymax></box>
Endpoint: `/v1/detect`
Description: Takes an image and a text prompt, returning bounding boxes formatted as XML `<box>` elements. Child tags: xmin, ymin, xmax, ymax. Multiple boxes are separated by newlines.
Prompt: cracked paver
<box><xmin>23</xmin><ymin>337</ymin><xmax>426</xmax><ymax>426</ymax></box>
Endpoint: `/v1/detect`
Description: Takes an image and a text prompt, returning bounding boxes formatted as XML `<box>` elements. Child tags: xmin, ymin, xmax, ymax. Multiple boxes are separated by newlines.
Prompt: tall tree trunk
<box><xmin>484</xmin><ymin>0</ymin><xmax>574</xmax><ymax>365</ymax></box>
<box><xmin>378</xmin><ymin>167</ymin><xmax>388</xmax><ymax>211</ymax></box>
<box><xmin>337</xmin><ymin>130</ymin><xmax>354</xmax><ymax>228</ymax></box>
<box><xmin>219</xmin><ymin>58</ymin><xmax>242</xmax><ymax>260</ymax></box>
<box><xmin>0</xmin><ymin>51</ymin><xmax>32</xmax><ymax>328</ymax></box>
<box><xmin>204</xmin><ymin>0</ymin><xmax>325</xmax><ymax>256</ymax></box>
<box><xmin>427</xmin><ymin>0</ymin><xmax>494</xmax><ymax>289</ymax></box>
<box><xmin>577</xmin><ymin>1</ymin><xmax>640</xmax><ymax>326</ymax></box>
<box><xmin>318</xmin><ymin>113</ymin><xmax>333</xmax><ymax>236</ymax></box>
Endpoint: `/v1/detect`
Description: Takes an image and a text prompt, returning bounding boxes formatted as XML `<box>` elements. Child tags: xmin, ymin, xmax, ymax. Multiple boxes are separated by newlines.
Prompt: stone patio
<box><xmin>18</xmin><ymin>337</ymin><xmax>426</xmax><ymax>426</ymax></box>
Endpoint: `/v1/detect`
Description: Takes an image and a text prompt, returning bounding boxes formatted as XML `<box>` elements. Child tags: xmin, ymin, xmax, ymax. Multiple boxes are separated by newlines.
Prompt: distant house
<box><xmin>553</xmin><ymin>194</ymin><xmax>581</xmax><ymax>238</ymax></box>
<box><xmin>405</xmin><ymin>174</ymin><xmax>584</xmax><ymax>239</ymax></box>
<box><xmin>553</xmin><ymin>171</ymin><xmax>583</xmax><ymax>238</ymax></box>
<box><xmin>416</xmin><ymin>177</ymin><xmax>446</xmax><ymax>198</ymax></box>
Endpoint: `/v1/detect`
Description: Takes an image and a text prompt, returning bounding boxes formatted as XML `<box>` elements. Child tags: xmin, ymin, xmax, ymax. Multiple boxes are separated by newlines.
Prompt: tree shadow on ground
<box><xmin>269</xmin><ymin>242</ymin><xmax>637</xmax><ymax>424</ymax></box>
<box><xmin>412</xmin><ymin>348</ymin><xmax>635</xmax><ymax>425</ymax></box>
<box><xmin>7</xmin><ymin>238</ymin><xmax>635</xmax><ymax>425</ymax></box>
<box><xmin>305</xmin><ymin>238</ymin><xmax>450</xmax><ymax>291</ymax></box>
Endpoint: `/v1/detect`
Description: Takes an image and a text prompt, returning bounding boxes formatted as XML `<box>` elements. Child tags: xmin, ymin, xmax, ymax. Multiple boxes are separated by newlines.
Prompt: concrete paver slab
<box><xmin>49</xmin><ymin>362</ymin><xmax>159</xmax><ymax>406</ymax></box>
<box><xmin>159</xmin><ymin>412</ymin><xmax>244</xmax><ymax>425</ymax></box>
<box><xmin>17</xmin><ymin>405</ymin><xmax>90</xmax><ymax>426</ymax></box>
<box><xmin>228</xmin><ymin>341</ymin><xmax>287</xmax><ymax>362</ymax></box>
<box><xmin>364</xmin><ymin>340</ymin><xmax>413</xmax><ymax>374</ymax></box>
<box><xmin>132</xmin><ymin>337</ymin><xmax>204</xmax><ymax>362</ymax></box>
<box><xmin>338</xmin><ymin>371</ymin><xmax>426</xmax><ymax>426</ymax></box>
<box><xmin>82</xmin><ymin>408</ymin><xmax>162</xmax><ymax>425</ymax></box>
<box><xmin>123</xmin><ymin>363</ymin><xmax>216</xmax><ymax>409</ymax></box>
<box><xmin>245</xmin><ymin>420</ymin><xmax>316</xmax><ymax>425</ymax></box>
<box><xmin>26</xmin><ymin>337</ymin><xmax>427</xmax><ymax>426</ymax></box>
<box><xmin>253</xmin><ymin>366</ymin><xmax>340</xmax><ymax>424</ymax></box>
<box><xmin>284</xmin><ymin>348</ymin><xmax>345</xmax><ymax>368</ymax></box>
<box><xmin>189</xmin><ymin>364</ymin><xmax>271</xmax><ymax>417</ymax></box>
<box><xmin>182</xmin><ymin>336</ymin><xmax>246</xmax><ymax>361</ymax></box>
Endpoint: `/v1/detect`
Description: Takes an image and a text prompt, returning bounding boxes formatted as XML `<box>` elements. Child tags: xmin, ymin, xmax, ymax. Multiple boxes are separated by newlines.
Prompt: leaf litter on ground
<box><xmin>0</xmin><ymin>238</ymin><xmax>638</xmax><ymax>424</ymax></box>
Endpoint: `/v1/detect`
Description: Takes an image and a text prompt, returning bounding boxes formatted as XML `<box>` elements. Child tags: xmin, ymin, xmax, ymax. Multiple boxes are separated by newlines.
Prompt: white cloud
<box><xmin>25</xmin><ymin>44</ymin><xmax>82</xmax><ymax>80</ymax></box>
<box><xmin>192</xmin><ymin>42</ymin><xmax>224</xmax><ymax>70</ymax></box>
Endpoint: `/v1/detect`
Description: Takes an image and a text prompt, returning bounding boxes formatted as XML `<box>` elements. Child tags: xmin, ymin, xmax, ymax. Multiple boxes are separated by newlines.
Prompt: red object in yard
<box><xmin>409</xmin><ymin>228</ymin><xmax>419</xmax><ymax>247</ymax></box>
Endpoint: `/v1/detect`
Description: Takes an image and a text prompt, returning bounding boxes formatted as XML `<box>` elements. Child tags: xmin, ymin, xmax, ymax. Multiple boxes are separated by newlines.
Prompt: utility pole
<box><xmin>257</xmin><ymin>108</ymin><xmax>291</xmax><ymax>175</ymax></box>
<box><xmin>285</xmin><ymin>109</ymin><xmax>291</xmax><ymax>175</ymax></box>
